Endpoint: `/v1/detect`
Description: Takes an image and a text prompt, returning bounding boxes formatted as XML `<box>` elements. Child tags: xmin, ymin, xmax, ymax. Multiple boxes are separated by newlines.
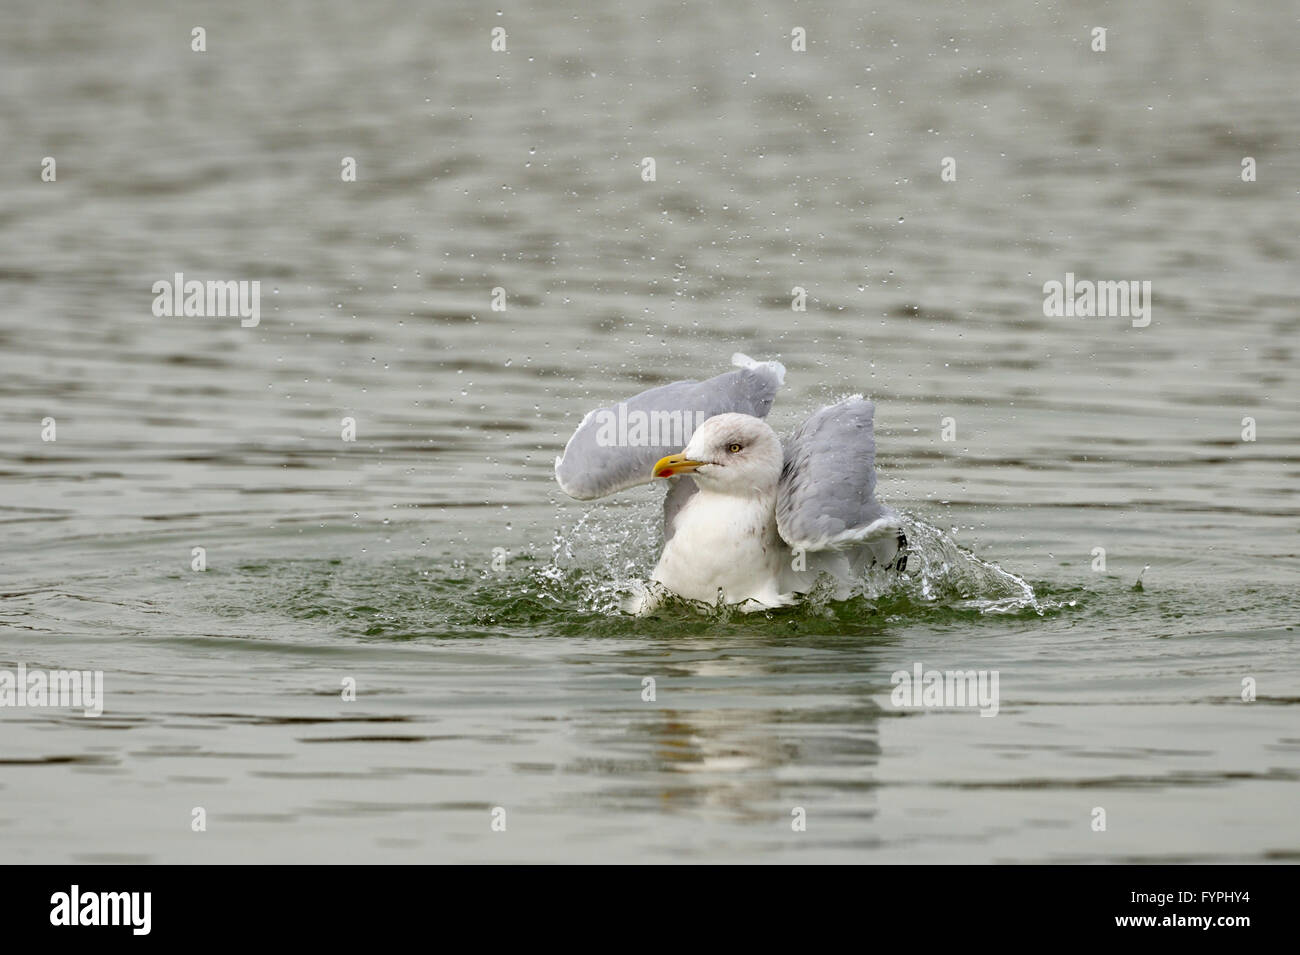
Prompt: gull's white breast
<box><xmin>649</xmin><ymin>489</ymin><xmax>788</xmax><ymax>607</ymax></box>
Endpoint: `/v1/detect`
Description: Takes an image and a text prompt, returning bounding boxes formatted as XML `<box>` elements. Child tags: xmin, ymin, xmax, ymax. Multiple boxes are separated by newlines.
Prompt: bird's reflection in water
<box><xmin>568</xmin><ymin>645</ymin><xmax>888</xmax><ymax>823</ymax></box>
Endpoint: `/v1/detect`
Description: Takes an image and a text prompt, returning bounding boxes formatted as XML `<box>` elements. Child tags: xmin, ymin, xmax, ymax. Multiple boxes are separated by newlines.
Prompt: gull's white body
<box><xmin>651</xmin><ymin>482</ymin><xmax>791</xmax><ymax>608</ymax></box>
<box><xmin>645</xmin><ymin>487</ymin><xmax>897</xmax><ymax>612</ymax></box>
<box><xmin>635</xmin><ymin>412</ymin><xmax>901</xmax><ymax>613</ymax></box>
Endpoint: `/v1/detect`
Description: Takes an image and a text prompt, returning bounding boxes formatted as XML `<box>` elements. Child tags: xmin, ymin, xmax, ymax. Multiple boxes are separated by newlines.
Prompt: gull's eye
<box><xmin>727</xmin><ymin>443</ymin><xmax>743</xmax><ymax>453</ymax></box>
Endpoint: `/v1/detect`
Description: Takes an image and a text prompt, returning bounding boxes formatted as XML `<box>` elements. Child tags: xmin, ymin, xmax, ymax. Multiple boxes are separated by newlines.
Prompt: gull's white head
<box><xmin>652</xmin><ymin>413</ymin><xmax>784</xmax><ymax>496</ymax></box>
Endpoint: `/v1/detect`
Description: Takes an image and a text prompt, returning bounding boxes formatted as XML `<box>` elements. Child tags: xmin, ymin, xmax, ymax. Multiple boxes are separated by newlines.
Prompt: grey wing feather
<box><xmin>776</xmin><ymin>396</ymin><xmax>900</xmax><ymax>552</ymax></box>
<box><xmin>554</xmin><ymin>353</ymin><xmax>785</xmax><ymax>500</ymax></box>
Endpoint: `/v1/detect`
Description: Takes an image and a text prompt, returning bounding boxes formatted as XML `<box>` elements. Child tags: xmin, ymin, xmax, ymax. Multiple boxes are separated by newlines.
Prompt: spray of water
<box><xmin>534</xmin><ymin>504</ymin><xmax>1045</xmax><ymax>618</ymax></box>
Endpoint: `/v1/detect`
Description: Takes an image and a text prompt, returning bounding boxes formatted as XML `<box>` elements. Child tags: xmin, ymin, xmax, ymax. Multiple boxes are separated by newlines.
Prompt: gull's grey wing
<box><xmin>776</xmin><ymin>396</ymin><xmax>900</xmax><ymax>552</ymax></box>
<box><xmin>554</xmin><ymin>353</ymin><xmax>785</xmax><ymax>500</ymax></box>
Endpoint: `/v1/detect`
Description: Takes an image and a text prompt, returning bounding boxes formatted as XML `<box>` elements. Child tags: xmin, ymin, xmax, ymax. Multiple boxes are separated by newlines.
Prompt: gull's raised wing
<box><xmin>776</xmin><ymin>396</ymin><xmax>900</xmax><ymax>553</ymax></box>
<box><xmin>554</xmin><ymin>353</ymin><xmax>785</xmax><ymax>500</ymax></box>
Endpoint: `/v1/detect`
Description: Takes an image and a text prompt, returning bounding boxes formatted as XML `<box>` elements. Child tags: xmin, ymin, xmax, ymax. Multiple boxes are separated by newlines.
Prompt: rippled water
<box><xmin>1</xmin><ymin>0</ymin><xmax>1297</xmax><ymax>863</ymax></box>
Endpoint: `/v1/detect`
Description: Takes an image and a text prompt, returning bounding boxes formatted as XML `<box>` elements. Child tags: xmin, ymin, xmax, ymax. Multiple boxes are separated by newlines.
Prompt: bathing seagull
<box><xmin>554</xmin><ymin>353</ymin><xmax>907</xmax><ymax>611</ymax></box>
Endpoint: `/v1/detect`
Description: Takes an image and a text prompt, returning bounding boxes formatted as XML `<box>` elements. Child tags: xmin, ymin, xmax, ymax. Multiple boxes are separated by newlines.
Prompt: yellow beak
<box><xmin>652</xmin><ymin>453</ymin><xmax>707</xmax><ymax>478</ymax></box>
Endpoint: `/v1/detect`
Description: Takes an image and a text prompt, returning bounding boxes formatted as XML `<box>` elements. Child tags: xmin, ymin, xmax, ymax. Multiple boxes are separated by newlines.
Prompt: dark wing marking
<box><xmin>662</xmin><ymin>475</ymin><xmax>699</xmax><ymax>542</ymax></box>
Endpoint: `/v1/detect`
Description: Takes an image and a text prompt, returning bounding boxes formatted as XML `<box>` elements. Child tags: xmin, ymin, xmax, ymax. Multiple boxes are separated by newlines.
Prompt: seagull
<box><xmin>554</xmin><ymin>354</ymin><xmax>907</xmax><ymax>612</ymax></box>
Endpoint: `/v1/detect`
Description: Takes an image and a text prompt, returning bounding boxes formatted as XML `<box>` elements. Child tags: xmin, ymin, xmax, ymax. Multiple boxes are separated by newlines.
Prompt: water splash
<box><xmin>897</xmin><ymin>516</ymin><xmax>1043</xmax><ymax>614</ymax></box>
<box><xmin>536</xmin><ymin>505</ymin><xmax>1046</xmax><ymax>619</ymax></box>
